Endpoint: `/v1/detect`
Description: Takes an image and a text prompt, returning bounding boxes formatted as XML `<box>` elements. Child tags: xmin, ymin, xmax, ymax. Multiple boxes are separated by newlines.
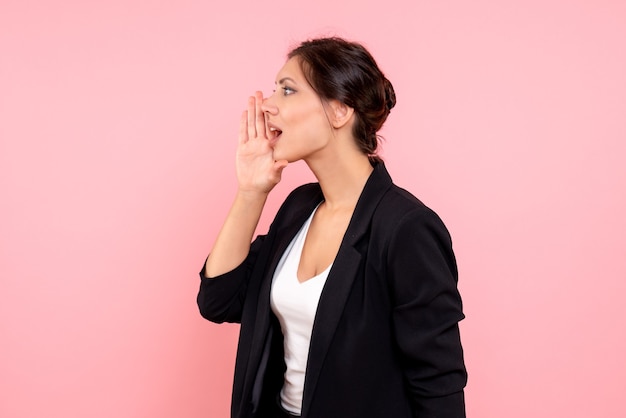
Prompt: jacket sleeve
<box><xmin>197</xmin><ymin>235</ymin><xmax>265</xmax><ymax>324</ymax></box>
<box><xmin>387</xmin><ymin>208</ymin><xmax>467</xmax><ymax>418</ymax></box>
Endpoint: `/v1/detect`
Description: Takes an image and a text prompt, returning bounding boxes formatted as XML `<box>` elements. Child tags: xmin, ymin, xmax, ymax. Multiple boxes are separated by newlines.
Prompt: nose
<box><xmin>261</xmin><ymin>94</ymin><xmax>278</xmax><ymax>115</ymax></box>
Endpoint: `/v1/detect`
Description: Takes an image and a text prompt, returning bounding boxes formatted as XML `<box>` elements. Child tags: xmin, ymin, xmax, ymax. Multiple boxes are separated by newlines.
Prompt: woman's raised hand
<box><xmin>236</xmin><ymin>91</ymin><xmax>288</xmax><ymax>195</ymax></box>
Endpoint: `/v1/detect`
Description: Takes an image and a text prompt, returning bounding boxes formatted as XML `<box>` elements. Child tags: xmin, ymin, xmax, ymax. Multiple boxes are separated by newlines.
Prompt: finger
<box><xmin>247</xmin><ymin>96</ymin><xmax>256</xmax><ymax>139</ymax></box>
<box><xmin>263</xmin><ymin>109</ymin><xmax>270</xmax><ymax>139</ymax></box>
<box><xmin>255</xmin><ymin>91</ymin><xmax>266</xmax><ymax>139</ymax></box>
<box><xmin>271</xmin><ymin>159</ymin><xmax>289</xmax><ymax>183</ymax></box>
<box><xmin>239</xmin><ymin>110</ymin><xmax>248</xmax><ymax>144</ymax></box>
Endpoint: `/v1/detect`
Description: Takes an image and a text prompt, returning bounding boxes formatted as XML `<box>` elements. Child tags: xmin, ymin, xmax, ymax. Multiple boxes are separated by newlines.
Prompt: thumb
<box><xmin>273</xmin><ymin>159</ymin><xmax>289</xmax><ymax>171</ymax></box>
<box><xmin>272</xmin><ymin>159</ymin><xmax>289</xmax><ymax>181</ymax></box>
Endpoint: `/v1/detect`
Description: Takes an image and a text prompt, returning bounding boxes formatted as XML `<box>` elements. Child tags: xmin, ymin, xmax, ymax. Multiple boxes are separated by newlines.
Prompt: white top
<box><xmin>270</xmin><ymin>205</ymin><xmax>331</xmax><ymax>415</ymax></box>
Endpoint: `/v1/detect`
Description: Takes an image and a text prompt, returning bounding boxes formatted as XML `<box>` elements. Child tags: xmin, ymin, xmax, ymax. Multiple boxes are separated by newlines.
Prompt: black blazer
<box><xmin>198</xmin><ymin>163</ymin><xmax>467</xmax><ymax>418</ymax></box>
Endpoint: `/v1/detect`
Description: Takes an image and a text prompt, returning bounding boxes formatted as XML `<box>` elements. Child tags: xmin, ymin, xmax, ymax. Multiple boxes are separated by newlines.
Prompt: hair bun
<box><xmin>383</xmin><ymin>78</ymin><xmax>396</xmax><ymax>111</ymax></box>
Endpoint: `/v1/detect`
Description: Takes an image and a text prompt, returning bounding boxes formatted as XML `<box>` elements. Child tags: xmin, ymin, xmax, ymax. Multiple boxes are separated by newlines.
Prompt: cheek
<box><xmin>295</xmin><ymin>107</ymin><xmax>329</xmax><ymax>136</ymax></box>
<box><xmin>286</xmin><ymin>106</ymin><xmax>316</xmax><ymax>126</ymax></box>
<box><xmin>287</xmin><ymin>96</ymin><xmax>327</xmax><ymax>123</ymax></box>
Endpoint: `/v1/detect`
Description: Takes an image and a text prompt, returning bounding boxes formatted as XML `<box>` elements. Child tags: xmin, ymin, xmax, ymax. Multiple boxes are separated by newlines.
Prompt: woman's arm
<box><xmin>204</xmin><ymin>190</ymin><xmax>268</xmax><ymax>278</ymax></box>
<box><xmin>387</xmin><ymin>208</ymin><xmax>467</xmax><ymax>418</ymax></box>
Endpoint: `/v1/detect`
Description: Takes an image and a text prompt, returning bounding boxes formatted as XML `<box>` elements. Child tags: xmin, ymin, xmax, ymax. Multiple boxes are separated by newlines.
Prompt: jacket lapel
<box><xmin>301</xmin><ymin>163</ymin><xmax>393</xmax><ymax>416</ymax></box>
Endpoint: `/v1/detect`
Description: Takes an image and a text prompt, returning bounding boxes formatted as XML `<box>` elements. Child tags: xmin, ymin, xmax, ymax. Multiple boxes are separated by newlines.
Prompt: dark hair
<box><xmin>288</xmin><ymin>37</ymin><xmax>396</xmax><ymax>165</ymax></box>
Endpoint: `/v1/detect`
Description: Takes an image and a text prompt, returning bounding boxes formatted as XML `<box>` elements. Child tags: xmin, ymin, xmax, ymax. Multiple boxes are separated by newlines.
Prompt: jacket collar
<box><xmin>336</xmin><ymin>162</ymin><xmax>393</xmax><ymax>247</ymax></box>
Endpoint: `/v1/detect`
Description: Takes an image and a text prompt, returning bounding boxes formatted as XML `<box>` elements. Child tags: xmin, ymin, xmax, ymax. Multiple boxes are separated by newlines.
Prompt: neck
<box><xmin>306</xmin><ymin>154</ymin><xmax>374</xmax><ymax>211</ymax></box>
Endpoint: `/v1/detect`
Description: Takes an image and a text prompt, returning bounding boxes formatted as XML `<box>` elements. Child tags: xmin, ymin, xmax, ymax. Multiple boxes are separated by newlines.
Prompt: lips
<box><xmin>267</xmin><ymin>122</ymin><xmax>282</xmax><ymax>141</ymax></box>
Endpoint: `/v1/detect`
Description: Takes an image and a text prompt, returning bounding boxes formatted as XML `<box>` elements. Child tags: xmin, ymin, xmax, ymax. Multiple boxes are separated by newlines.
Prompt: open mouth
<box><xmin>268</xmin><ymin>126</ymin><xmax>282</xmax><ymax>140</ymax></box>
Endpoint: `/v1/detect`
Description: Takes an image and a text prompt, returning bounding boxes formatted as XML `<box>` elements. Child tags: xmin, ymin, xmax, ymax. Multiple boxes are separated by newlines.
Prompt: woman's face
<box><xmin>262</xmin><ymin>57</ymin><xmax>333</xmax><ymax>163</ymax></box>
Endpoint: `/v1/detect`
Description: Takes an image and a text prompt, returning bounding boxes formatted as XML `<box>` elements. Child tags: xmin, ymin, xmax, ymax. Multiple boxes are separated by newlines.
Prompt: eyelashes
<box><xmin>282</xmin><ymin>86</ymin><xmax>296</xmax><ymax>96</ymax></box>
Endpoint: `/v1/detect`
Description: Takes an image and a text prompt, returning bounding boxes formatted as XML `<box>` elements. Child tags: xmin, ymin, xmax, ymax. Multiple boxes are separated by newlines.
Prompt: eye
<box><xmin>282</xmin><ymin>86</ymin><xmax>296</xmax><ymax>96</ymax></box>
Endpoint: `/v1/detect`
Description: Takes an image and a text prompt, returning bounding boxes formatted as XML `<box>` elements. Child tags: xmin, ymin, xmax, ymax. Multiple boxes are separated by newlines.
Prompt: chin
<box><xmin>273</xmin><ymin>144</ymin><xmax>311</xmax><ymax>164</ymax></box>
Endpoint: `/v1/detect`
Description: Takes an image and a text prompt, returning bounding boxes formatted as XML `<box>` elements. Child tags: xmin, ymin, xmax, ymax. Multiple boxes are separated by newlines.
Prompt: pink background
<box><xmin>2</xmin><ymin>0</ymin><xmax>625</xmax><ymax>417</ymax></box>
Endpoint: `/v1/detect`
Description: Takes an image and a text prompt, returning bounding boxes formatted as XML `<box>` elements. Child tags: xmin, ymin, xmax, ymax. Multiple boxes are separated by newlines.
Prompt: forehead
<box><xmin>275</xmin><ymin>57</ymin><xmax>307</xmax><ymax>84</ymax></box>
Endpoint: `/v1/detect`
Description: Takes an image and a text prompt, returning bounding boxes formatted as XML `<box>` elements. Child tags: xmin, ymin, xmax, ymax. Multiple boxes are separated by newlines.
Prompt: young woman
<box><xmin>198</xmin><ymin>37</ymin><xmax>467</xmax><ymax>418</ymax></box>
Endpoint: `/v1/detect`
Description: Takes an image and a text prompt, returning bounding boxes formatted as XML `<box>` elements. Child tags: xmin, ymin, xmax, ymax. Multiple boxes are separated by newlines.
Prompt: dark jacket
<box><xmin>198</xmin><ymin>163</ymin><xmax>467</xmax><ymax>418</ymax></box>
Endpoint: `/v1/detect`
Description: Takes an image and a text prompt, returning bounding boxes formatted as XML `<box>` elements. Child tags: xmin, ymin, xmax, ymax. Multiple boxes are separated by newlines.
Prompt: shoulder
<box><xmin>372</xmin><ymin>184</ymin><xmax>453</xmax><ymax>247</ymax></box>
<box><xmin>376</xmin><ymin>184</ymin><xmax>443</xmax><ymax>224</ymax></box>
<box><xmin>367</xmin><ymin>163</ymin><xmax>442</xmax><ymax>223</ymax></box>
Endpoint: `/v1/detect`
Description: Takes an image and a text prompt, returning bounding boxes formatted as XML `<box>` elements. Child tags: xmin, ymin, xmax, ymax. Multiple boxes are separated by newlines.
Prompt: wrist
<box><xmin>235</xmin><ymin>188</ymin><xmax>270</xmax><ymax>203</ymax></box>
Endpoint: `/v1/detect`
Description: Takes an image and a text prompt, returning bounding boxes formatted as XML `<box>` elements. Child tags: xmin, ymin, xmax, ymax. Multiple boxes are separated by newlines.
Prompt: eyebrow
<box><xmin>276</xmin><ymin>77</ymin><xmax>296</xmax><ymax>85</ymax></box>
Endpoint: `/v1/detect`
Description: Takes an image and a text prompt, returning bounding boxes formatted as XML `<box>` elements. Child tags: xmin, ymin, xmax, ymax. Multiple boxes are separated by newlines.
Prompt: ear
<box><xmin>327</xmin><ymin>100</ymin><xmax>355</xmax><ymax>129</ymax></box>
